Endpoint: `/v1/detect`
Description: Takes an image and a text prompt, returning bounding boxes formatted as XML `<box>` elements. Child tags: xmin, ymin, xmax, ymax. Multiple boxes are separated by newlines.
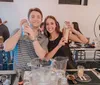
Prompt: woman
<box><xmin>44</xmin><ymin>16</ymin><xmax>88</xmax><ymax>69</ymax></box>
<box><xmin>4</xmin><ymin>8</ymin><xmax>48</xmax><ymax>70</ymax></box>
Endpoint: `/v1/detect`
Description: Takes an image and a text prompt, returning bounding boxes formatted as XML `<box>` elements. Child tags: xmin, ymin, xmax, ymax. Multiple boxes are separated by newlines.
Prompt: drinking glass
<box><xmin>77</xmin><ymin>65</ymin><xmax>84</xmax><ymax>77</ymax></box>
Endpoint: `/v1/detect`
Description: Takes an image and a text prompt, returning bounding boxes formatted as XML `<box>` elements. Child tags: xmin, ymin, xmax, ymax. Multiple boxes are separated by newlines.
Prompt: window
<box><xmin>59</xmin><ymin>0</ymin><xmax>88</xmax><ymax>6</ymax></box>
<box><xmin>0</xmin><ymin>0</ymin><xmax>13</xmax><ymax>2</ymax></box>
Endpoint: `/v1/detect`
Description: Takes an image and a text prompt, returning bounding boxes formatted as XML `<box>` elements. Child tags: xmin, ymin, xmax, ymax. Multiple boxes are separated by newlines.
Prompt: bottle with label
<box><xmin>18</xmin><ymin>75</ymin><xmax>23</xmax><ymax>85</ymax></box>
<box><xmin>0</xmin><ymin>36</ymin><xmax>4</xmax><ymax>49</ymax></box>
<box><xmin>21</xmin><ymin>21</ymin><xmax>29</xmax><ymax>36</ymax></box>
<box><xmin>92</xmin><ymin>40</ymin><xmax>95</xmax><ymax>47</ymax></box>
<box><xmin>21</xmin><ymin>21</ymin><xmax>33</xmax><ymax>40</ymax></box>
<box><xmin>8</xmin><ymin>55</ymin><xmax>13</xmax><ymax>70</ymax></box>
<box><xmin>62</xmin><ymin>22</ymin><xmax>70</xmax><ymax>43</ymax></box>
<box><xmin>3</xmin><ymin>51</ymin><xmax>8</xmax><ymax>70</ymax></box>
<box><xmin>0</xmin><ymin>50</ymin><xmax>3</xmax><ymax>70</ymax></box>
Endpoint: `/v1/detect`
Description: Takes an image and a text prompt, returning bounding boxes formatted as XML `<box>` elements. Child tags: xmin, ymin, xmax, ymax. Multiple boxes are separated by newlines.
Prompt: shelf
<box><xmin>0</xmin><ymin>70</ymin><xmax>16</xmax><ymax>74</ymax></box>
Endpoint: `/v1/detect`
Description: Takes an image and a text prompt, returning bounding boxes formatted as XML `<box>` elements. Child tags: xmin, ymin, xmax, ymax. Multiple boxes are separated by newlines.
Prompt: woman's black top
<box><xmin>48</xmin><ymin>32</ymin><xmax>76</xmax><ymax>69</ymax></box>
<box><xmin>48</xmin><ymin>33</ymin><xmax>72</xmax><ymax>59</ymax></box>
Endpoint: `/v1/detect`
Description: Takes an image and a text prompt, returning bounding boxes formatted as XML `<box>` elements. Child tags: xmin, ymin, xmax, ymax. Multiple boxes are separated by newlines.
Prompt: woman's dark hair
<box><xmin>72</xmin><ymin>22</ymin><xmax>83</xmax><ymax>44</ymax></box>
<box><xmin>72</xmin><ymin>22</ymin><xmax>82</xmax><ymax>34</ymax></box>
<box><xmin>44</xmin><ymin>15</ymin><xmax>60</xmax><ymax>37</ymax></box>
<box><xmin>28</xmin><ymin>8</ymin><xmax>43</xmax><ymax>19</ymax></box>
<box><xmin>40</xmin><ymin>22</ymin><xmax>44</xmax><ymax>28</ymax></box>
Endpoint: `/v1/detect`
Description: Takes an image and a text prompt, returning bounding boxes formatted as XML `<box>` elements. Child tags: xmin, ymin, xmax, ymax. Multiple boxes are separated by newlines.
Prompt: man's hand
<box><xmin>24</xmin><ymin>25</ymin><xmax>37</xmax><ymax>40</ymax></box>
<box><xmin>20</xmin><ymin>19</ymin><xmax>28</xmax><ymax>27</ymax></box>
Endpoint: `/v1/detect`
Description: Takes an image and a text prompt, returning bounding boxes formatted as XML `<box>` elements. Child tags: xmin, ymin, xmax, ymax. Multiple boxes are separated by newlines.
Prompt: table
<box><xmin>67</xmin><ymin>69</ymin><xmax>100</xmax><ymax>85</ymax></box>
<box><xmin>23</xmin><ymin>69</ymin><xmax>100</xmax><ymax>85</ymax></box>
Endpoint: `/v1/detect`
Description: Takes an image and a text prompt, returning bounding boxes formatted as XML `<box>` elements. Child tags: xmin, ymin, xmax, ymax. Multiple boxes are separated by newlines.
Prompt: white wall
<box><xmin>0</xmin><ymin>0</ymin><xmax>100</xmax><ymax>41</ymax></box>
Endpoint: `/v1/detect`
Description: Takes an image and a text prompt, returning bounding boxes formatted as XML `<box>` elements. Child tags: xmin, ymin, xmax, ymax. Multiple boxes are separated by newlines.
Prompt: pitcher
<box><xmin>29</xmin><ymin>58</ymin><xmax>58</xmax><ymax>85</ymax></box>
<box><xmin>53</xmin><ymin>57</ymin><xmax>69</xmax><ymax>78</ymax></box>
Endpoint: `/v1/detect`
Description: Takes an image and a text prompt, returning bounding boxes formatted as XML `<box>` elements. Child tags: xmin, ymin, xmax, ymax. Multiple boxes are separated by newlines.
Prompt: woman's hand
<box><xmin>64</xmin><ymin>21</ymin><xmax>75</xmax><ymax>33</ymax></box>
<box><xmin>58</xmin><ymin>37</ymin><xmax>67</xmax><ymax>47</ymax></box>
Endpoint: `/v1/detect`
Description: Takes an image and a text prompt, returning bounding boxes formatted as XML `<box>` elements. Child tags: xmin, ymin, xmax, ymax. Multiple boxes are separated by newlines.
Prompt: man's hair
<box><xmin>28</xmin><ymin>8</ymin><xmax>43</xmax><ymax>19</ymax></box>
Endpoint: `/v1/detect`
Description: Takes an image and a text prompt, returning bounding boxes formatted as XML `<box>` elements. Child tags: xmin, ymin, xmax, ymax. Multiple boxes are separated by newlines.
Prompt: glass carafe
<box><xmin>29</xmin><ymin>58</ymin><xmax>58</xmax><ymax>85</ymax></box>
<box><xmin>53</xmin><ymin>57</ymin><xmax>69</xmax><ymax>78</ymax></box>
